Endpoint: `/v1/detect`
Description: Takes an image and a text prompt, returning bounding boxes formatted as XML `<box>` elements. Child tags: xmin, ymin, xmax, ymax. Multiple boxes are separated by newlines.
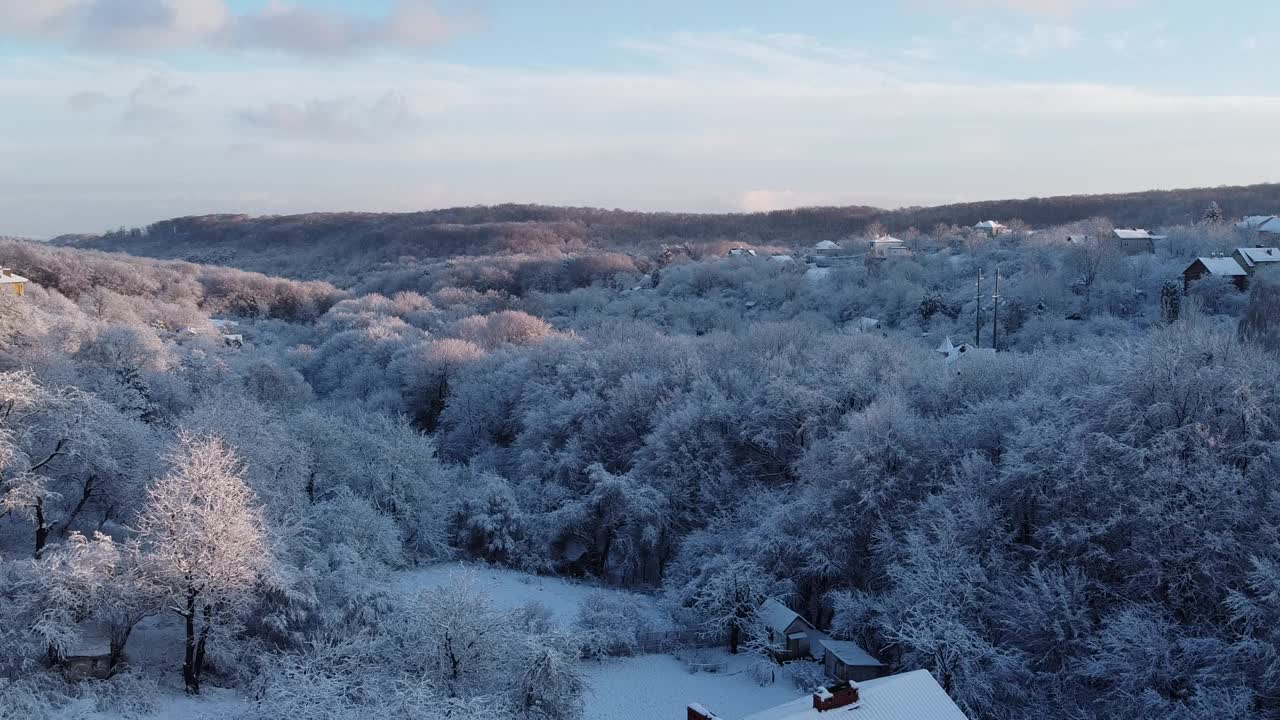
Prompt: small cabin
<box><xmin>758</xmin><ymin>598</ymin><xmax>816</xmax><ymax>660</ymax></box>
<box><xmin>819</xmin><ymin>639</ymin><xmax>885</xmax><ymax>683</ymax></box>
<box><xmin>0</xmin><ymin>267</ymin><xmax>28</xmax><ymax>296</ymax></box>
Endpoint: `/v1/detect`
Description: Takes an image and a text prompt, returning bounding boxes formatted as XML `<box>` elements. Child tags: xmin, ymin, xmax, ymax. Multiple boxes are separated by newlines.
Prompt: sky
<box><xmin>2</xmin><ymin>0</ymin><xmax>1279</xmax><ymax>237</ymax></box>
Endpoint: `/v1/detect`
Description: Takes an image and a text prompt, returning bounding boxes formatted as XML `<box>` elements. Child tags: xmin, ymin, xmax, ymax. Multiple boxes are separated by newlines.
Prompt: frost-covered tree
<box><xmin>1202</xmin><ymin>200</ymin><xmax>1224</xmax><ymax>225</ymax></box>
<box><xmin>688</xmin><ymin>559</ymin><xmax>777</xmax><ymax>654</ymax></box>
<box><xmin>135</xmin><ymin>433</ymin><xmax>270</xmax><ymax>693</ymax></box>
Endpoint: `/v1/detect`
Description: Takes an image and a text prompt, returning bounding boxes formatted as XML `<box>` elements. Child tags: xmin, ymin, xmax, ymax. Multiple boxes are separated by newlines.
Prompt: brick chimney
<box><xmin>688</xmin><ymin>703</ymin><xmax>721</xmax><ymax>720</ymax></box>
<box><xmin>812</xmin><ymin>681</ymin><xmax>860</xmax><ymax>712</ymax></box>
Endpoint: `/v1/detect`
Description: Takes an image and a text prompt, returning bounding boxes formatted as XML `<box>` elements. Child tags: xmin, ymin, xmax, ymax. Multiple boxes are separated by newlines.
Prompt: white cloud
<box><xmin>925</xmin><ymin>0</ymin><xmax>1146</xmax><ymax>17</ymax></box>
<box><xmin>0</xmin><ymin>0</ymin><xmax>472</xmax><ymax>55</ymax></box>
<box><xmin>3</xmin><ymin>28</ymin><xmax>1280</xmax><ymax>235</ymax></box>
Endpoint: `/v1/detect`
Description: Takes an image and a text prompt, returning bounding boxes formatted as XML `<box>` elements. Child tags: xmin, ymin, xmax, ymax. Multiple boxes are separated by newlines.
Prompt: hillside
<box><xmin>53</xmin><ymin>184</ymin><xmax>1280</xmax><ymax>286</ymax></box>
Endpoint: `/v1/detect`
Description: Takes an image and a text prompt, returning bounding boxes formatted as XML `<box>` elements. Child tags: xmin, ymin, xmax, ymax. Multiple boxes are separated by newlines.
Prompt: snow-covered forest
<box><xmin>3</xmin><ymin>211</ymin><xmax>1280</xmax><ymax>720</ymax></box>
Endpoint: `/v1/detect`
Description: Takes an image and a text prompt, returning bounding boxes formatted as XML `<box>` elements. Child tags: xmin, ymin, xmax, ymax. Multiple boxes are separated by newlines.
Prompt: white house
<box><xmin>936</xmin><ymin>336</ymin><xmax>993</xmax><ymax>363</ymax></box>
<box><xmin>866</xmin><ymin>236</ymin><xmax>911</xmax><ymax>263</ymax></box>
<box><xmin>690</xmin><ymin>669</ymin><xmax>968</xmax><ymax>720</ymax></box>
<box><xmin>1111</xmin><ymin>229</ymin><xmax>1156</xmax><ymax>255</ymax></box>
<box><xmin>1237</xmin><ymin>215</ymin><xmax>1277</xmax><ymax>230</ymax></box>
<box><xmin>973</xmin><ymin>220</ymin><xmax>1007</xmax><ymax>236</ymax></box>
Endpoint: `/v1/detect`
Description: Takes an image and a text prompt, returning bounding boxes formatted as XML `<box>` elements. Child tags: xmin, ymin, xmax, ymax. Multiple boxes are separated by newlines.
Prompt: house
<box><xmin>0</xmin><ymin>267</ymin><xmax>28</xmax><ymax>296</ymax></box>
<box><xmin>1232</xmin><ymin>246</ymin><xmax>1280</xmax><ymax>272</ymax></box>
<box><xmin>808</xmin><ymin>240</ymin><xmax>857</xmax><ymax>267</ymax></box>
<box><xmin>936</xmin><ymin>336</ymin><xmax>993</xmax><ymax>363</ymax></box>
<box><xmin>1236</xmin><ymin>215</ymin><xmax>1277</xmax><ymax>231</ymax></box>
<box><xmin>728</xmin><ymin>247</ymin><xmax>758</xmax><ymax>257</ymax></box>
<box><xmin>1183</xmin><ymin>256</ymin><xmax>1248</xmax><ymax>291</ymax></box>
<box><xmin>1183</xmin><ymin>247</ymin><xmax>1280</xmax><ymax>291</ymax></box>
<box><xmin>846</xmin><ymin>317</ymin><xmax>880</xmax><ymax>333</ymax></box>
<box><xmin>1111</xmin><ymin>229</ymin><xmax>1156</xmax><ymax>255</ymax></box>
<box><xmin>690</xmin><ymin>669</ymin><xmax>968</xmax><ymax>720</ymax></box>
<box><xmin>1065</xmin><ymin>234</ymin><xmax>1090</xmax><ymax>244</ymax></box>
<box><xmin>1260</xmin><ymin>217</ymin><xmax>1280</xmax><ymax>235</ymax></box>
<box><xmin>865</xmin><ymin>236</ymin><xmax>912</xmax><ymax>265</ymax></box>
<box><xmin>758</xmin><ymin>598</ymin><xmax>816</xmax><ymax>660</ymax></box>
<box><xmin>817</xmin><ymin>638</ymin><xmax>885</xmax><ymax>682</ymax></box>
<box><xmin>973</xmin><ymin>220</ymin><xmax>1007</xmax><ymax>237</ymax></box>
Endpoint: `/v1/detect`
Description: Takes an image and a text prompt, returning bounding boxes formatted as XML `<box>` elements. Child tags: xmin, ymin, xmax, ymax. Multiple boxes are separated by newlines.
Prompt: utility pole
<box><xmin>991</xmin><ymin>267</ymin><xmax>1001</xmax><ymax>352</ymax></box>
<box><xmin>975</xmin><ymin>269</ymin><xmax>984</xmax><ymax>348</ymax></box>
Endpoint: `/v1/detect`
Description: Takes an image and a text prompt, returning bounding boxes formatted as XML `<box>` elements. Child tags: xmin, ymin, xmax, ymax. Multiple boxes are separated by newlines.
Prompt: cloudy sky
<box><xmin>1</xmin><ymin>0</ymin><xmax>1277</xmax><ymax>237</ymax></box>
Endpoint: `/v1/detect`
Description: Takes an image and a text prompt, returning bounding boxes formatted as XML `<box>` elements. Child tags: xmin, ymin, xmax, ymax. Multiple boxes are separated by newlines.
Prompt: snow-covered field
<box><xmin>397</xmin><ymin>561</ymin><xmax>673</xmax><ymax>629</ymax></box>
<box><xmin>584</xmin><ymin>652</ymin><xmax>801</xmax><ymax>720</ymax></box>
<box><xmin>56</xmin><ymin>565</ymin><xmax>778</xmax><ymax>720</ymax></box>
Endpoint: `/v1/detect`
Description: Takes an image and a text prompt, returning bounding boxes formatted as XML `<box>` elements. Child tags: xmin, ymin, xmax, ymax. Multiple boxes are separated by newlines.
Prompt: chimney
<box><xmin>688</xmin><ymin>703</ymin><xmax>721</xmax><ymax>720</ymax></box>
<box><xmin>0</xmin><ymin>268</ymin><xmax>9</xmax><ymax>277</ymax></box>
<box><xmin>812</xmin><ymin>681</ymin><xmax>860</xmax><ymax>712</ymax></box>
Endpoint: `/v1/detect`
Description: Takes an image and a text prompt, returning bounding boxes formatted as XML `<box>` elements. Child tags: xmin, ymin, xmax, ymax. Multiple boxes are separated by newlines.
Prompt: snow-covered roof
<box><xmin>869</xmin><ymin>235</ymin><xmax>905</xmax><ymax>246</ymax></box>
<box><xmin>740</xmin><ymin>670</ymin><xmax>967</xmax><ymax>720</ymax></box>
<box><xmin>758</xmin><ymin>598</ymin><xmax>808</xmax><ymax>636</ymax></box>
<box><xmin>1112</xmin><ymin>229</ymin><xmax>1153</xmax><ymax>240</ymax></box>
<box><xmin>817</xmin><ymin>638</ymin><xmax>883</xmax><ymax>668</ymax></box>
<box><xmin>1237</xmin><ymin>215</ymin><xmax>1277</xmax><ymax>230</ymax></box>
<box><xmin>769</xmin><ymin>255</ymin><xmax>795</xmax><ymax>263</ymax></box>
<box><xmin>973</xmin><ymin>220</ymin><xmax>1005</xmax><ymax>229</ymax></box>
<box><xmin>0</xmin><ymin>270</ymin><xmax>28</xmax><ymax>284</ymax></box>
<box><xmin>1065</xmin><ymin>234</ymin><xmax>1089</xmax><ymax>243</ymax></box>
<box><xmin>1258</xmin><ymin>217</ymin><xmax>1280</xmax><ymax>234</ymax></box>
<box><xmin>1235</xmin><ymin>247</ymin><xmax>1280</xmax><ymax>267</ymax></box>
<box><xmin>1191</xmin><ymin>257</ymin><xmax>1247</xmax><ymax>277</ymax></box>
<box><xmin>814</xmin><ymin>240</ymin><xmax>842</xmax><ymax>250</ymax></box>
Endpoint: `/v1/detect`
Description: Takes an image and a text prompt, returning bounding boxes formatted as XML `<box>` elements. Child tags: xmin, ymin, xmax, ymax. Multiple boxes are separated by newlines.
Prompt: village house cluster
<box><xmin>689</xmin><ymin>598</ymin><xmax>966</xmax><ymax>719</ymax></box>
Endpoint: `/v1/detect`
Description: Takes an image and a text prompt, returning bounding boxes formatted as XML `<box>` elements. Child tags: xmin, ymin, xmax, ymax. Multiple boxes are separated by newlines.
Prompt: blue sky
<box><xmin>1</xmin><ymin>0</ymin><xmax>1278</xmax><ymax>236</ymax></box>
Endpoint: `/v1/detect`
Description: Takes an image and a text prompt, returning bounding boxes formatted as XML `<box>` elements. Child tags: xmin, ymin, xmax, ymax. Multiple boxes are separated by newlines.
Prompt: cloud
<box><xmin>925</xmin><ymin>0</ymin><xmax>1145</xmax><ymax>17</ymax></box>
<box><xmin>116</xmin><ymin>75</ymin><xmax>195</xmax><ymax>136</ymax></box>
<box><xmin>0</xmin><ymin>0</ymin><xmax>472</xmax><ymax>55</ymax></box>
<box><xmin>236</xmin><ymin>91</ymin><xmax>417</xmax><ymax>140</ymax></box>
<box><xmin>67</xmin><ymin>90</ymin><xmax>113</xmax><ymax>111</ymax></box>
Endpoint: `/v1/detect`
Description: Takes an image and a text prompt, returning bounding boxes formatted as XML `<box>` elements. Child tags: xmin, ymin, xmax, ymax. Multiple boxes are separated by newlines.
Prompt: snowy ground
<box><xmin>396</xmin><ymin>561</ymin><xmax>672</xmax><ymax>629</ymax></box>
<box><xmin>59</xmin><ymin>565</ymin><xmax>768</xmax><ymax>719</ymax></box>
<box><xmin>583</xmin><ymin>651</ymin><xmax>802</xmax><ymax>720</ymax></box>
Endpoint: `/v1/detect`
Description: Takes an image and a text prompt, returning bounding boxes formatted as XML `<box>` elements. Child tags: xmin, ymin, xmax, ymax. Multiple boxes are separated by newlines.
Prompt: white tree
<box><xmin>395</xmin><ymin>575</ymin><xmax>511</xmax><ymax>699</ymax></box>
<box><xmin>690</xmin><ymin>559</ymin><xmax>777</xmax><ymax>654</ymax></box>
<box><xmin>136</xmin><ymin>432</ymin><xmax>270</xmax><ymax>693</ymax></box>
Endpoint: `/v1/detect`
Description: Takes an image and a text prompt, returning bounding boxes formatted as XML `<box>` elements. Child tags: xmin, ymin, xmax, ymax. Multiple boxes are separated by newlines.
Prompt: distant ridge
<box><xmin>51</xmin><ymin>182</ymin><xmax>1280</xmax><ymax>279</ymax></box>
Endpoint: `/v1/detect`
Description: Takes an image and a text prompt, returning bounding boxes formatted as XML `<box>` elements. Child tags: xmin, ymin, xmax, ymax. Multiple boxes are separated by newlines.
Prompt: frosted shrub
<box><xmin>784</xmin><ymin>660</ymin><xmax>828</xmax><ymax>692</ymax></box>
<box><xmin>749</xmin><ymin>655</ymin><xmax>778</xmax><ymax>686</ymax></box>
<box><xmin>574</xmin><ymin>593</ymin><xmax>656</xmax><ymax>658</ymax></box>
